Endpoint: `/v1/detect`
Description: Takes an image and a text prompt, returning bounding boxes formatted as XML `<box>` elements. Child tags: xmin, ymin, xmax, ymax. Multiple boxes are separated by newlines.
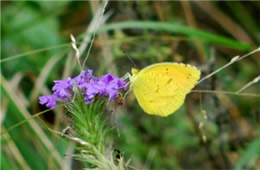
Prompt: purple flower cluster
<box><xmin>39</xmin><ymin>70</ymin><xmax>127</xmax><ymax>108</ymax></box>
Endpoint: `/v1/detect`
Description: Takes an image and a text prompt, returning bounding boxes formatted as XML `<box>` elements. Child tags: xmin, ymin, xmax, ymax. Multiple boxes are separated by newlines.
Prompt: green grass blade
<box><xmin>91</xmin><ymin>21</ymin><xmax>251</xmax><ymax>51</ymax></box>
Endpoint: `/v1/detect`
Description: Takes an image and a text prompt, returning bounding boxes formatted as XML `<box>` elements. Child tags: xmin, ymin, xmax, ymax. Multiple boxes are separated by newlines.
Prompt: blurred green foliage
<box><xmin>1</xmin><ymin>1</ymin><xmax>259</xmax><ymax>170</ymax></box>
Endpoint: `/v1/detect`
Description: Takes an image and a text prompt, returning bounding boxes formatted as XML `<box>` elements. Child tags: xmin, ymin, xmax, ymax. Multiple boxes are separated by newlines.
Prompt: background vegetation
<box><xmin>1</xmin><ymin>1</ymin><xmax>259</xmax><ymax>170</ymax></box>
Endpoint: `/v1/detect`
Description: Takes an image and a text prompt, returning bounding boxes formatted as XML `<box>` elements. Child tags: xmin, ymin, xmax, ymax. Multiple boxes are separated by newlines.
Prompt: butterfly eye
<box><xmin>131</xmin><ymin>68</ymin><xmax>139</xmax><ymax>75</ymax></box>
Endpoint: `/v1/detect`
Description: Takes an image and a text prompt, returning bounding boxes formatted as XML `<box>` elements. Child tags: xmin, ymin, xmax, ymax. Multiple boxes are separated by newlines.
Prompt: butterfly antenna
<box><xmin>123</xmin><ymin>51</ymin><xmax>137</xmax><ymax>68</ymax></box>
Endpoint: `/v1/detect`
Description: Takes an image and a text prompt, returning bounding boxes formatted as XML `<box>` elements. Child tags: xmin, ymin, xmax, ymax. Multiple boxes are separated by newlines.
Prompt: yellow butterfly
<box><xmin>130</xmin><ymin>62</ymin><xmax>201</xmax><ymax>117</ymax></box>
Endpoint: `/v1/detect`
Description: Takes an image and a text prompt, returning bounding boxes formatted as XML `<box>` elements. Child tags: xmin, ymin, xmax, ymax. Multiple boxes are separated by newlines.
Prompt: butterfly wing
<box><xmin>140</xmin><ymin>63</ymin><xmax>201</xmax><ymax>93</ymax></box>
<box><xmin>131</xmin><ymin>63</ymin><xmax>200</xmax><ymax>116</ymax></box>
<box><xmin>132</xmin><ymin>70</ymin><xmax>186</xmax><ymax>116</ymax></box>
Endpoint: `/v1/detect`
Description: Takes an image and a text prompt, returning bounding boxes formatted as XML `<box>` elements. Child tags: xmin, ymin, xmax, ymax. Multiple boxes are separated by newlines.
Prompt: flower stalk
<box><xmin>67</xmin><ymin>98</ymin><xmax>124</xmax><ymax>169</ymax></box>
<box><xmin>39</xmin><ymin>70</ymin><xmax>128</xmax><ymax>169</ymax></box>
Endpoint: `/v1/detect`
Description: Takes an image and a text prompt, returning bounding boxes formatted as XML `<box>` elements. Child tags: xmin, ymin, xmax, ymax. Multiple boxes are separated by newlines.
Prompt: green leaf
<box><xmin>235</xmin><ymin>135</ymin><xmax>260</xmax><ymax>170</ymax></box>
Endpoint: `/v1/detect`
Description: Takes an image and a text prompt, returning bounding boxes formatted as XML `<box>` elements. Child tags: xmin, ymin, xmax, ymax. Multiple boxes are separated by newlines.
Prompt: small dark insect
<box><xmin>114</xmin><ymin>148</ymin><xmax>122</xmax><ymax>160</ymax></box>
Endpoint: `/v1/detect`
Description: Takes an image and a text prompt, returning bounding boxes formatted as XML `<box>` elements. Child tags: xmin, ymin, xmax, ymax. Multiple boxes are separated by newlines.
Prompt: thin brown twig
<box><xmin>192</xmin><ymin>90</ymin><xmax>260</xmax><ymax>97</ymax></box>
<box><xmin>197</xmin><ymin>47</ymin><xmax>260</xmax><ymax>84</ymax></box>
<box><xmin>82</xmin><ymin>0</ymin><xmax>110</xmax><ymax>69</ymax></box>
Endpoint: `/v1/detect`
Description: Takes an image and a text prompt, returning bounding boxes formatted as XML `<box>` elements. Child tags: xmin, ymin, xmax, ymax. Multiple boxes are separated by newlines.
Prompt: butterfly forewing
<box><xmin>140</xmin><ymin>63</ymin><xmax>201</xmax><ymax>94</ymax></box>
<box><xmin>131</xmin><ymin>62</ymin><xmax>201</xmax><ymax>116</ymax></box>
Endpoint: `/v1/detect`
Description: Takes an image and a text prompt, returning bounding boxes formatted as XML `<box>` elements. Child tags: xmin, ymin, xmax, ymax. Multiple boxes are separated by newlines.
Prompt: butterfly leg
<box><xmin>121</xmin><ymin>72</ymin><xmax>131</xmax><ymax>80</ymax></box>
<box><xmin>123</xmin><ymin>88</ymin><xmax>132</xmax><ymax>100</ymax></box>
<box><xmin>121</xmin><ymin>72</ymin><xmax>133</xmax><ymax>101</ymax></box>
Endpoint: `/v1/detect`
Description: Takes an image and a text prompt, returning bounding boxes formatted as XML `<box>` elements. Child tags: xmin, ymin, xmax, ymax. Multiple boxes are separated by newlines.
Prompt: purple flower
<box><xmin>39</xmin><ymin>69</ymin><xmax>128</xmax><ymax>108</ymax></box>
<box><xmin>96</xmin><ymin>74</ymin><xmax>127</xmax><ymax>100</ymax></box>
<box><xmin>39</xmin><ymin>94</ymin><xmax>57</xmax><ymax>108</ymax></box>
<box><xmin>82</xmin><ymin>79</ymin><xmax>100</xmax><ymax>104</ymax></box>
<box><xmin>79</xmin><ymin>74</ymin><xmax>127</xmax><ymax>103</ymax></box>
<box><xmin>73</xmin><ymin>70</ymin><xmax>94</xmax><ymax>87</ymax></box>
<box><xmin>52</xmin><ymin>77</ymin><xmax>73</xmax><ymax>97</ymax></box>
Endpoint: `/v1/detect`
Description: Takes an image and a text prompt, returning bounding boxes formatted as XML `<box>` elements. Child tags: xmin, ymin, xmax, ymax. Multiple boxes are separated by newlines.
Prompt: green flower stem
<box><xmin>64</xmin><ymin>94</ymin><xmax>126</xmax><ymax>169</ymax></box>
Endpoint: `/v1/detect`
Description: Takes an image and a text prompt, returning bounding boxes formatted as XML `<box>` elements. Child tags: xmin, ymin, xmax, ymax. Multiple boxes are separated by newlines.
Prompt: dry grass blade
<box><xmin>197</xmin><ymin>47</ymin><xmax>260</xmax><ymax>84</ymax></box>
<box><xmin>181</xmin><ymin>1</ymin><xmax>205</xmax><ymax>63</ymax></box>
<box><xmin>0</xmin><ymin>44</ymin><xmax>70</xmax><ymax>63</ymax></box>
<box><xmin>1</xmin><ymin>75</ymin><xmax>64</xmax><ymax>167</ymax></box>
<box><xmin>80</xmin><ymin>0</ymin><xmax>110</xmax><ymax>69</ymax></box>
<box><xmin>192</xmin><ymin>90</ymin><xmax>260</xmax><ymax>97</ymax></box>
<box><xmin>90</xmin><ymin>0</ymin><xmax>116</xmax><ymax>74</ymax></box>
<box><xmin>236</xmin><ymin>75</ymin><xmax>260</xmax><ymax>94</ymax></box>
<box><xmin>193</xmin><ymin>1</ymin><xmax>254</xmax><ymax>45</ymax></box>
<box><xmin>1</xmin><ymin>126</ymin><xmax>31</xmax><ymax>170</ymax></box>
<box><xmin>9</xmin><ymin>73</ymin><xmax>29</xmax><ymax>107</ymax></box>
<box><xmin>30</xmin><ymin>54</ymin><xmax>63</xmax><ymax>110</ymax></box>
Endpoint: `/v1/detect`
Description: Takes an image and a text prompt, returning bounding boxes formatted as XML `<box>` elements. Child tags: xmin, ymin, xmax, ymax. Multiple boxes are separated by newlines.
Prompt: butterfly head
<box><xmin>130</xmin><ymin>68</ymin><xmax>139</xmax><ymax>81</ymax></box>
<box><xmin>131</xmin><ymin>68</ymin><xmax>139</xmax><ymax>75</ymax></box>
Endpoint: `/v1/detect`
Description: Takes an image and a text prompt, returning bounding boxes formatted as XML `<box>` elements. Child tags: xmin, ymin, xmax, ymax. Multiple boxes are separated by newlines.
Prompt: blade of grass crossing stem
<box><xmin>83</xmin><ymin>21</ymin><xmax>251</xmax><ymax>51</ymax></box>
